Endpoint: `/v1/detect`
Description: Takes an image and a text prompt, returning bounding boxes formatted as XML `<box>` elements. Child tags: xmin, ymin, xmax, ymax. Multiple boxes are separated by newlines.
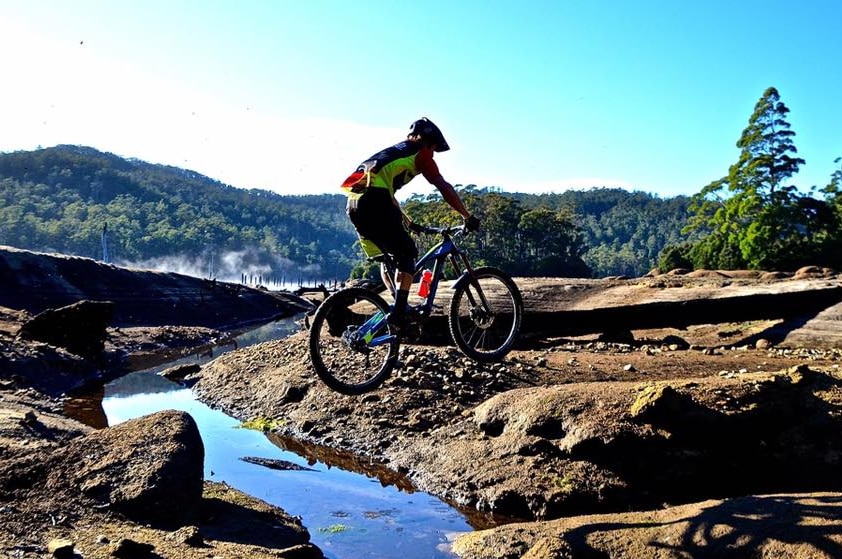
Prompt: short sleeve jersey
<box><xmin>341</xmin><ymin>141</ymin><xmax>440</xmax><ymax>197</ymax></box>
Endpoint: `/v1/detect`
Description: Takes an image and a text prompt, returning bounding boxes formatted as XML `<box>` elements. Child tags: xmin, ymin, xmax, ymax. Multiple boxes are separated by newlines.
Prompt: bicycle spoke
<box><xmin>449</xmin><ymin>267</ymin><xmax>522</xmax><ymax>363</ymax></box>
<box><xmin>309</xmin><ymin>288</ymin><xmax>399</xmax><ymax>394</ymax></box>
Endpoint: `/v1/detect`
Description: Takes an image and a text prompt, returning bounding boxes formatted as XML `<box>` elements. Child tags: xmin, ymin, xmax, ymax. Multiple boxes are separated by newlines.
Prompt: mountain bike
<box><xmin>308</xmin><ymin>224</ymin><xmax>523</xmax><ymax>395</ymax></box>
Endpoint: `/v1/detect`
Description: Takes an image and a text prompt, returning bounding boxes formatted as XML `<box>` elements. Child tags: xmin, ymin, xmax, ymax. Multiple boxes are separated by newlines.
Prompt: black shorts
<box><xmin>347</xmin><ymin>188</ymin><xmax>417</xmax><ymax>273</ymax></box>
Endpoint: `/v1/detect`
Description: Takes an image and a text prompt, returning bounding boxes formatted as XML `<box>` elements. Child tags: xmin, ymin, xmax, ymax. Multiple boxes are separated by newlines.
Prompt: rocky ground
<box><xmin>0</xmin><ymin>247</ymin><xmax>324</xmax><ymax>558</ymax></box>
<box><xmin>3</xmin><ymin>245</ymin><xmax>842</xmax><ymax>558</ymax></box>
<box><xmin>193</xmin><ymin>270</ymin><xmax>842</xmax><ymax>558</ymax></box>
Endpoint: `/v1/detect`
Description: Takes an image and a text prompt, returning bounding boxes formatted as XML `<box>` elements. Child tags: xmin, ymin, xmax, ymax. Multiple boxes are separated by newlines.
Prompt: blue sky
<box><xmin>2</xmin><ymin>0</ymin><xmax>841</xmax><ymax>199</ymax></box>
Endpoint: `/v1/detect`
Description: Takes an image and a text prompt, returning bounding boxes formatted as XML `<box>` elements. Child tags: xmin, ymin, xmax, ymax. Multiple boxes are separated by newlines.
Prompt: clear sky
<box><xmin>2</xmin><ymin>0</ymin><xmax>841</xmax><ymax>199</ymax></box>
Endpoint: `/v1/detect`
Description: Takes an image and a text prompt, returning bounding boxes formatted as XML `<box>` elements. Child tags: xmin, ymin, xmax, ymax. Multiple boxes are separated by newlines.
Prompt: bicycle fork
<box><xmin>449</xmin><ymin>252</ymin><xmax>493</xmax><ymax>317</ymax></box>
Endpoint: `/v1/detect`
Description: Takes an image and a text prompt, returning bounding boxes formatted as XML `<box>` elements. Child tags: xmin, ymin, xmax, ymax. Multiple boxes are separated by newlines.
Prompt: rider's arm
<box><xmin>431</xmin><ymin>175</ymin><xmax>471</xmax><ymax>219</ymax></box>
<box><xmin>417</xmin><ymin>147</ymin><xmax>472</xmax><ymax>219</ymax></box>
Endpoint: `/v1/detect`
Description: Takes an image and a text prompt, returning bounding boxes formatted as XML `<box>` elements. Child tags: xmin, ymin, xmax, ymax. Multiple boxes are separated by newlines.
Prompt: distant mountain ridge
<box><xmin>0</xmin><ymin>145</ymin><xmax>693</xmax><ymax>278</ymax></box>
<box><xmin>0</xmin><ymin>144</ymin><xmax>357</xmax><ymax>283</ymax></box>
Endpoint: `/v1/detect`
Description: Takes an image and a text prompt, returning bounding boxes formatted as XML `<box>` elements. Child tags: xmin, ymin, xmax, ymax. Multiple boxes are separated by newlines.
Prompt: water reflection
<box><xmin>60</xmin><ymin>315</ymin><xmax>485</xmax><ymax>557</ymax></box>
<box><xmin>63</xmin><ymin>383</ymin><xmax>108</xmax><ymax>428</ymax></box>
<box><xmin>102</xmin><ymin>372</ymin><xmax>470</xmax><ymax>559</ymax></box>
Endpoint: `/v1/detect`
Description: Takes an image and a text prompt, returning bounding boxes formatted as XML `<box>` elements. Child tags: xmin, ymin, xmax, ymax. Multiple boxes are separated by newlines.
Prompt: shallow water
<box><xmin>101</xmin><ymin>318</ymin><xmax>475</xmax><ymax>559</ymax></box>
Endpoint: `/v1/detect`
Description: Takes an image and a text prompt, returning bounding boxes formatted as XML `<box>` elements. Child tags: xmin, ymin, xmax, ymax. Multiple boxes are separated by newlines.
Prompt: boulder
<box><xmin>47</xmin><ymin>410</ymin><xmax>205</xmax><ymax>526</ymax></box>
<box><xmin>17</xmin><ymin>300</ymin><xmax>113</xmax><ymax>360</ymax></box>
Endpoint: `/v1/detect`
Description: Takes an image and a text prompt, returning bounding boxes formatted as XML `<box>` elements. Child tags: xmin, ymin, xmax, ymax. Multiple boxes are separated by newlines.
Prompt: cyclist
<box><xmin>341</xmin><ymin>117</ymin><xmax>480</xmax><ymax>330</ymax></box>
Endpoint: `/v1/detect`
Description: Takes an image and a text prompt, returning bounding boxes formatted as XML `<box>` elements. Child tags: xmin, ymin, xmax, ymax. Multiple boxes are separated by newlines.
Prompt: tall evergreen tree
<box><xmin>685</xmin><ymin>87</ymin><xmax>806</xmax><ymax>270</ymax></box>
<box><xmin>815</xmin><ymin>156</ymin><xmax>842</xmax><ymax>267</ymax></box>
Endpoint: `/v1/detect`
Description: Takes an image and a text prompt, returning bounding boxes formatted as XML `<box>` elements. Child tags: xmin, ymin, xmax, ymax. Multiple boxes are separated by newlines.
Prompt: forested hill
<box><xmin>0</xmin><ymin>145</ymin><xmax>692</xmax><ymax>280</ymax></box>
<box><xmin>510</xmin><ymin>190</ymin><xmax>693</xmax><ymax>276</ymax></box>
<box><xmin>0</xmin><ymin>145</ymin><xmax>357</xmax><ymax>282</ymax></box>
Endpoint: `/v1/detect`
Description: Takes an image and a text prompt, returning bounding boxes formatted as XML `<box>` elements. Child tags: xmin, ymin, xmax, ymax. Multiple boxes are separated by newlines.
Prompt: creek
<box><xmin>99</xmin><ymin>317</ymin><xmax>477</xmax><ymax>559</ymax></box>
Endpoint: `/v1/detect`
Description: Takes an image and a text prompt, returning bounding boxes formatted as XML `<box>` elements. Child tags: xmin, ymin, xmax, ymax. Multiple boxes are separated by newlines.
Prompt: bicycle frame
<box><xmin>360</xmin><ymin>227</ymin><xmax>486</xmax><ymax>348</ymax></box>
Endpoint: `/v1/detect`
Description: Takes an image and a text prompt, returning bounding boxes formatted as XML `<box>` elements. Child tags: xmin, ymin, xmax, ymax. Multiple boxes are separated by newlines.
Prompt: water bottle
<box><xmin>417</xmin><ymin>269</ymin><xmax>433</xmax><ymax>297</ymax></box>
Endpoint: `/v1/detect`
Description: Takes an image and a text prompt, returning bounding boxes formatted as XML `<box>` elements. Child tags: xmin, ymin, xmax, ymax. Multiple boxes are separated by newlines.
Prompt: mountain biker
<box><xmin>341</xmin><ymin>117</ymin><xmax>480</xmax><ymax>330</ymax></box>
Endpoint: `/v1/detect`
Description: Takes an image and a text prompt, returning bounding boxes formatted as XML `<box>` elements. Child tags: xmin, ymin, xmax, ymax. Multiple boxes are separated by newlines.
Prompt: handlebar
<box><xmin>408</xmin><ymin>223</ymin><xmax>466</xmax><ymax>236</ymax></box>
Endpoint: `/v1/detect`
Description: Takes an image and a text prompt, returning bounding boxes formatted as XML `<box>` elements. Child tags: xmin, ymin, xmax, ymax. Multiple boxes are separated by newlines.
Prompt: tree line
<box><xmin>0</xmin><ymin>146</ymin><xmax>690</xmax><ymax>280</ymax></box>
<box><xmin>0</xmin><ymin>145</ymin><xmax>358</xmax><ymax>282</ymax></box>
<box><xmin>661</xmin><ymin>87</ymin><xmax>842</xmax><ymax>272</ymax></box>
<box><xmin>1</xmin><ymin>87</ymin><xmax>840</xmax><ymax>283</ymax></box>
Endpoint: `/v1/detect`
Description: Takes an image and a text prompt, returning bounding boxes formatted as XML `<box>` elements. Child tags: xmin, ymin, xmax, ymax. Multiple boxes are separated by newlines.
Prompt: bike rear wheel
<box><xmin>308</xmin><ymin>287</ymin><xmax>399</xmax><ymax>395</ymax></box>
<box><xmin>448</xmin><ymin>267</ymin><xmax>523</xmax><ymax>362</ymax></box>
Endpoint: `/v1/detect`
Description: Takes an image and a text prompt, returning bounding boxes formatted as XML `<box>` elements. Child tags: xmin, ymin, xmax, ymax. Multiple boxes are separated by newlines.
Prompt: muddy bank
<box><xmin>192</xmin><ymin>271</ymin><xmax>842</xmax><ymax>557</ymax></box>
<box><xmin>0</xmin><ymin>247</ymin><xmax>325</xmax><ymax>557</ymax></box>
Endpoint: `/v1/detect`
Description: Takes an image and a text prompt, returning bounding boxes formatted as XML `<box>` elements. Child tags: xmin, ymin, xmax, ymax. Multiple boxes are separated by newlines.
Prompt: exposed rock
<box><xmin>17</xmin><ymin>300</ymin><xmax>113</xmax><ymax>360</ymax></box>
<box><xmin>794</xmin><ymin>265</ymin><xmax>835</xmax><ymax>279</ymax></box>
<box><xmin>110</xmin><ymin>538</ymin><xmax>155</xmax><ymax>558</ymax></box>
<box><xmin>452</xmin><ymin>493</ymin><xmax>842</xmax><ymax>559</ymax></box>
<box><xmin>6</xmin><ymin>255</ymin><xmax>842</xmax><ymax>558</ymax></box>
<box><xmin>240</xmin><ymin>456</ymin><xmax>316</xmax><ymax>471</ymax></box>
<box><xmin>158</xmin><ymin>363</ymin><xmax>202</xmax><ymax>381</ymax></box>
<box><xmin>198</xmin><ymin>330</ymin><xmax>842</xmax><ymax>523</ymax></box>
<box><xmin>56</xmin><ymin>410</ymin><xmax>205</xmax><ymax>525</ymax></box>
<box><xmin>0</xmin><ymin>245</ymin><xmax>312</xmax><ymax>328</ymax></box>
<box><xmin>666</xmin><ymin>267</ymin><xmax>691</xmax><ymax>275</ymax></box>
<box><xmin>0</xmin><ymin>410</ymin><xmax>205</xmax><ymax>527</ymax></box>
<box><xmin>47</xmin><ymin>538</ymin><xmax>75</xmax><ymax>558</ymax></box>
<box><xmin>165</xmin><ymin>525</ymin><xmax>204</xmax><ymax>546</ymax></box>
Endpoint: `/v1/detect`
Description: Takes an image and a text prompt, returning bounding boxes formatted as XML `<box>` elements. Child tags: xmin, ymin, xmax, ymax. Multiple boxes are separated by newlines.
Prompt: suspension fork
<box><xmin>449</xmin><ymin>251</ymin><xmax>492</xmax><ymax>312</ymax></box>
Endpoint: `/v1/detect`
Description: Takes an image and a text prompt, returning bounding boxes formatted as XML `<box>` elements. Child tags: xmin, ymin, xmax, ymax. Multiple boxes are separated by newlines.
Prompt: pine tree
<box><xmin>686</xmin><ymin>87</ymin><xmax>806</xmax><ymax>270</ymax></box>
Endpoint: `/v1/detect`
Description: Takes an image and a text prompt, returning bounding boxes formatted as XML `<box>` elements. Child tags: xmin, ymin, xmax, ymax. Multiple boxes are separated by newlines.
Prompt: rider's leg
<box><xmin>392</xmin><ymin>270</ymin><xmax>413</xmax><ymax>317</ymax></box>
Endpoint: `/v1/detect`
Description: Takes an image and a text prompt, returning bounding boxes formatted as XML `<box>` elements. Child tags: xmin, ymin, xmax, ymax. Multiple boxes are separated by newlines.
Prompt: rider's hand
<box><xmin>464</xmin><ymin>214</ymin><xmax>480</xmax><ymax>232</ymax></box>
<box><xmin>405</xmin><ymin>219</ymin><xmax>424</xmax><ymax>234</ymax></box>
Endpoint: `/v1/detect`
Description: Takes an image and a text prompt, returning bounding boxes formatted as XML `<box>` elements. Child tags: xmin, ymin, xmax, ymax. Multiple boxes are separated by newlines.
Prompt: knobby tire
<box><xmin>308</xmin><ymin>287</ymin><xmax>399</xmax><ymax>395</ymax></box>
<box><xmin>448</xmin><ymin>266</ymin><xmax>523</xmax><ymax>362</ymax></box>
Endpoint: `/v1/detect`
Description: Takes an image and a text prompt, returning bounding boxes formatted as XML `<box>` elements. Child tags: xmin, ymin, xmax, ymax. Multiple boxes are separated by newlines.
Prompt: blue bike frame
<box><xmin>360</xmin><ymin>227</ymin><xmax>467</xmax><ymax>348</ymax></box>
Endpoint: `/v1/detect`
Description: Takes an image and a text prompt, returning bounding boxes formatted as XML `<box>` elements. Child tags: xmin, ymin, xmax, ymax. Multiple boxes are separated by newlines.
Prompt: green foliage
<box><xmin>5</xmin><ymin>145</ymin><xmax>786</xmax><ymax>280</ymax></box>
<box><xmin>685</xmin><ymin>87</ymin><xmax>811</xmax><ymax>271</ymax></box>
<box><xmin>509</xmin><ymin>188</ymin><xmax>693</xmax><ymax>276</ymax></box>
<box><xmin>658</xmin><ymin>242</ymin><xmax>694</xmax><ymax>272</ymax></box>
<box><xmin>0</xmin><ymin>145</ymin><xmax>358</xmax><ymax>282</ymax></box>
<box><xmin>404</xmin><ymin>187</ymin><xmax>592</xmax><ymax>277</ymax></box>
<box><xmin>349</xmin><ymin>258</ymin><xmax>381</xmax><ymax>281</ymax></box>
<box><xmin>811</xmin><ymin>155</ymin><xmax>842</xmax><ymax>266</ymax></box>
<box><xmin>318</xmin><ymin>524</ymin><xmax>352</xmax><ymax>534</ymax></box>
<box><xmin>239</xmin><ymin>417</ymin><xmax>284</xmax><ymax>431</ymax></box>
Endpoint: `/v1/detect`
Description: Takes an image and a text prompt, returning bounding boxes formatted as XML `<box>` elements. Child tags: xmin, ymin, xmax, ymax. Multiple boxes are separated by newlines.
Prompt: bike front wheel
<box><xmin>448</xmin><ymin>267</ymin><xmax>523</xmax><ymax>363</ymax></box>
<box><xmin>308</xmin><ymin>287</ymin><xmax>399</xmax><ymax>395</ymax></box>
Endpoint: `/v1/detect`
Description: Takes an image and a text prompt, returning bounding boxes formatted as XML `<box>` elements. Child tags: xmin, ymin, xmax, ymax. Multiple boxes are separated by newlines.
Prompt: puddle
<box><xmin>102</xmin><ymin>371</ymin><xmax>473</xmax><ymax>558</ymax></box>
<box><xmin>66</xmin><ymin>315</ymin><xmax>488</xmax><ymax>558</ymax></box>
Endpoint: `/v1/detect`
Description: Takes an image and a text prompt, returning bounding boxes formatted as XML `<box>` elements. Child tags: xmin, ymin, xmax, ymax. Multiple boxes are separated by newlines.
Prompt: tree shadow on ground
<box><xmin>558</xmin><ymin>494</ymin><xmax>842</xmax><ymax>558</ymax></box>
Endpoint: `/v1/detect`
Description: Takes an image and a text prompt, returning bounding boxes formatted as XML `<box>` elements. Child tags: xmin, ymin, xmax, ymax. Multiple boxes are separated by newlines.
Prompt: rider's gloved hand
<box><xmin>405</xmin><ymin>219</ymin><xmax>425</xmax><ymax>234</ymax></box>
<box><xmin>463</xmin><ymin>214</ymin><xmax>480</xmax><ymax>232</ymax></box>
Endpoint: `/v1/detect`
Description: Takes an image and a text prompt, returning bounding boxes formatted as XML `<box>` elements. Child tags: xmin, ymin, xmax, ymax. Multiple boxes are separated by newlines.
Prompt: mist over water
<box><xmin>118</xmin><ymin>247</ymin><xmax>330</xmax><ymax>289</ymax></box>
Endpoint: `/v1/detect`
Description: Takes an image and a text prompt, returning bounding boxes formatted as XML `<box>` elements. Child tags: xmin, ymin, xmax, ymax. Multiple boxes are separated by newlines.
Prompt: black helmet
<box><xmin>408</xmin><ymin>117</ymin><xmax>450</xmax><ymax>152</ymax></box>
